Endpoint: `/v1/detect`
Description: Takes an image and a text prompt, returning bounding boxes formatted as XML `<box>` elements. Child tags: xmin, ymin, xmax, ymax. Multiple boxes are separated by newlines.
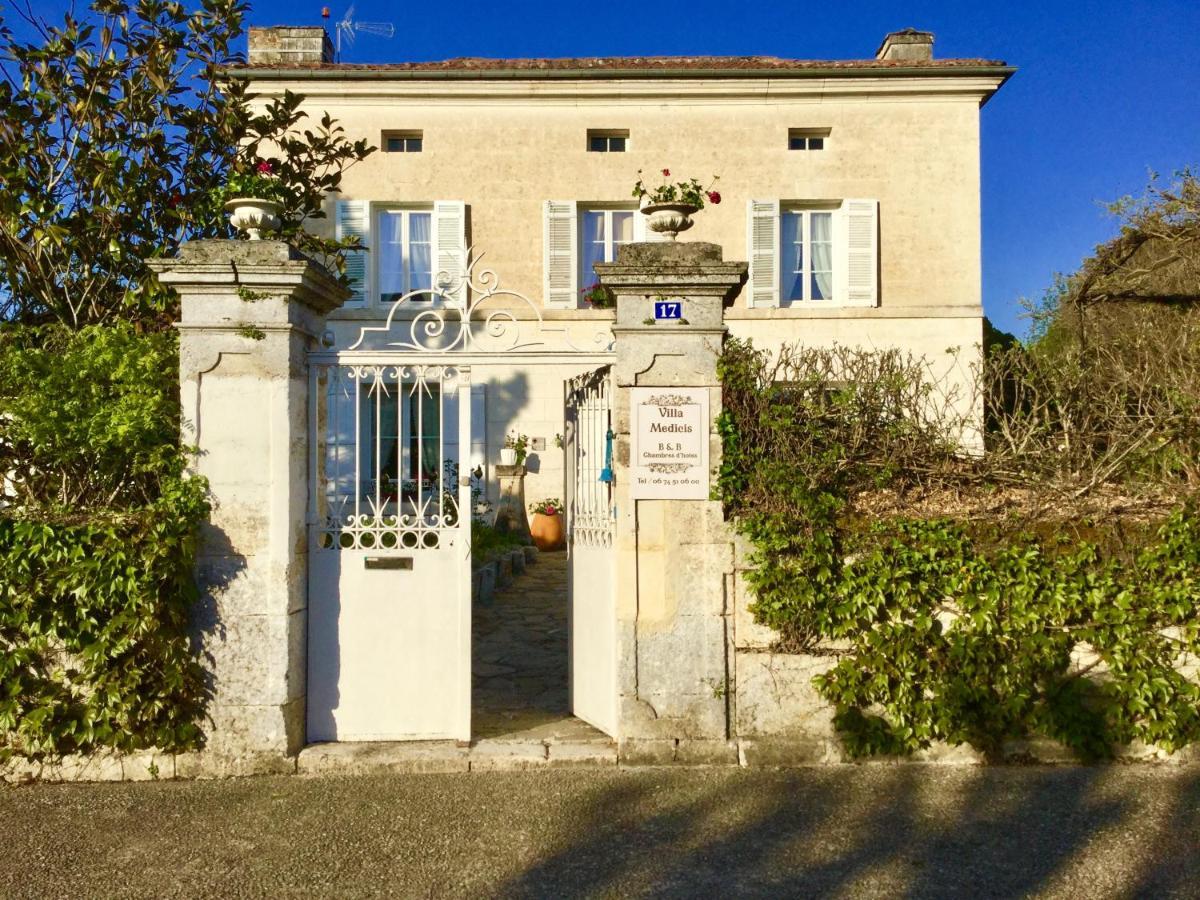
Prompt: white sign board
<box><xmin>630</xmin><ymin>387</ymin><xmax>709</xmax><ymax>500</ymax></box>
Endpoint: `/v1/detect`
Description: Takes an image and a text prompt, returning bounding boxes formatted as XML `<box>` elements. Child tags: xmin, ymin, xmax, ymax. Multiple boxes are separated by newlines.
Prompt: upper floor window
<box><xmin>335</xmin><ymin>200</ymin><xmax>467</xmax><ymax>308</ymax></box>
<box><xmin>788</xmin><ymin>128</ymin><xmax>830</xmax><ymax>151</ymax></box>
<box><xmin>543</xmin><ymin>201</ymin><xmax>647</xmax><ymax>307</ymax></box>
<box><xmin>383</xmin><ymin>130</ymin><xmax>423</xmax><ymax>153</ymax></box>
<box><xmin>781</xmin><ymin>209</ymin><xmax>834</xmax><ymax>303</ymax></box>
<box><xmin>747</xmin><ymin>199</ymin><xmax>878</xmax><ymax>308</ymax></box>
<box><xmin>588</xmin><ymin>130</ymin><xmax>628</xmax><ymax>152</ymax></box>
<box><xmin>377</xmin><ymin>208</ymin><xmax>432</xmax><ymax>301</ymax></box>
<box><xmin>581</xmin><ymin>209</ymin><xmax>635</xmax><ymax>285</ymax></box>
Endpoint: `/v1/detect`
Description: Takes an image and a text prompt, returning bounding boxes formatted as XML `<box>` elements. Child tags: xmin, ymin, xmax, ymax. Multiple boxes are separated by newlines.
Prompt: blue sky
<box><xmin>12</xmin><ymin>0</ymin><xmax>1200</xmax><ymax>335</ymax></box>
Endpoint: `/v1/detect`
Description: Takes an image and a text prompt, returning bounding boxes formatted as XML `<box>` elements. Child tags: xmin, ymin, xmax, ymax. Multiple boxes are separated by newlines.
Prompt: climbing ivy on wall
<box><xmin>717</xmin><ymin>337</ymin><xmax>1200</xmax><ymax>761</ymax></box>
<box><xmin>0</xmin><ymin>325</ymin><xmax>210</xmax><ymax>761</ymax></box>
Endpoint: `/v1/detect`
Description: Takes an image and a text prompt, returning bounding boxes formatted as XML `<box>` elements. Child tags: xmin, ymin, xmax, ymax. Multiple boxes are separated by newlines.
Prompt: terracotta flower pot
<box><xmin>529</xmin><ymin>512</ymin><xmax>564</xmax><ymax>551</ymax></box>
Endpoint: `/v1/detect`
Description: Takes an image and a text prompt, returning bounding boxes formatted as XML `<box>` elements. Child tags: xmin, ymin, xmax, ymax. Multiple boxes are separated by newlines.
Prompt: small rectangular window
<box><xmin>788</xmin><ymin>128</ymin><xmax>830</xmax><ymax>151</ymax></box>
<box><xmin>383</xmin><ymin>131</ymin><xmax>423</xmax><ymax>153</ymax></box>
<box><xmin>587</xmin><ymin>130</ymin><xmax>629</xmax><ymax>152</ymax></box>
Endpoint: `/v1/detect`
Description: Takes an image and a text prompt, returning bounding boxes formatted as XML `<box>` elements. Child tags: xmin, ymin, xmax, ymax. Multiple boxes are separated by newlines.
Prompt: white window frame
<box><xmin>788</xmin><ymin>128</ymin><xmax>831</xmax><ymax>151</ymax></box>
<box><xmin>374</xmin><ymin>206</ymin><xmax>435</xmax><ymax>303</ymax></box>
<box><xmin>587</xmin><ymin>129</ymin><xmax>630</xmax><ymax>152</ymax></box>
<box><xmin>579</xmin><ymin>206</ymin><xmax>638</xmax><ymax>291</ymax></box>
<box><xmin>780</xmin><ymin>207</ymin><xmax>837</xmax><ymax>306</ymax></box>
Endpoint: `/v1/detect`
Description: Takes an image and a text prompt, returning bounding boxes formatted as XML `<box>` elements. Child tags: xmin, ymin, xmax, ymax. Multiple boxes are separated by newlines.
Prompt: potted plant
<box><xmin>220</xmin><ymin>159</ymin><xmax>292</xmax><ymax>240</ymax></box>
<box><xmin>500</xmin><ymin>432</ymin><xmax>529</xmax><ymax>467</ymax></box>
<box><xmin>528</xmin><ymin>497</ymin><xmax>565</xmax><ymax>551</ymax></box>
<box><xmin>581</xmin><ymin>282</ymin><xmax>616</xmax><ymax>309</ymax></box>
<box><xmin>632</xmin><ymin>168</ymin><xmax>721</xmax><ymax>240</ymax></box>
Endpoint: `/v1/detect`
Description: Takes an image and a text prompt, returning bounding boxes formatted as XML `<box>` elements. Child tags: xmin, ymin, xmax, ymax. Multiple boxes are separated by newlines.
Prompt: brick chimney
<box><xmin>876</xmin><ymin>29</ymin><xmax>934</xmax><ymax>62</ymax></box>
<box><xmin>247</xmin><ymin>26</ymin><xmax>334</xmax><ymax>65</ymax></box>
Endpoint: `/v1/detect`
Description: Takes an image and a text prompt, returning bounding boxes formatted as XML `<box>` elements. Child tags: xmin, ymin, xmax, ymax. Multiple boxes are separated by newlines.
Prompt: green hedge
<box><xmin>0</xmin><ymin>324</ymin><xmax>210</xmax><ymax>760</ymax></box>
<box><xmin>719</xmin><ymin>337</ymin><xmax>1200</xmax><ymax>761</ymax></box>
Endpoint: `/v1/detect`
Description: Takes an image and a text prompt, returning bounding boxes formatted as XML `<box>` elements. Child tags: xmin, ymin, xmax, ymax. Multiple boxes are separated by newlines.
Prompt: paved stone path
<box><xmin>3</xmin><ymin>766</ymin><xmax>1198</xmax><ymax>898</ymax></box>
<box><xmin>472</xmin><ymin>550</ymin><xmax>605</xmax><ymax>743</ymax></box>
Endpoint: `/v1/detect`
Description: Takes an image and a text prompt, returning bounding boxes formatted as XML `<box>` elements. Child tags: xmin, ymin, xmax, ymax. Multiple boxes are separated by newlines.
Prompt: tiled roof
<box><xmin>230</xmin><ymin>55</ymin><xmax>1008</xmax><ymax>74</ymax></box>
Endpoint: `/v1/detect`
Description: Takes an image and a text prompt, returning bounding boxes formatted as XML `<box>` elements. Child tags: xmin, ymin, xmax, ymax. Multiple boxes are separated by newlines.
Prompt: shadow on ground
<box><xmin>2</xmin><ymin>766</ymin><xmax>1198</xmax><ymax>897</ymax></box>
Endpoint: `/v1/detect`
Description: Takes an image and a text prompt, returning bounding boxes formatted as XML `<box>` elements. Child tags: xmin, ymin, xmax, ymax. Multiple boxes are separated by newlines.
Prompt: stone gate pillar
<box><xmin>148</xmin><ymin>241</ymin><xmax>347</xmax><ymax>774</ymax></box>
<box><xmin>594</xmin><ymin>242</ymin><xmax>747</xmax><ymax>763</ymax></box>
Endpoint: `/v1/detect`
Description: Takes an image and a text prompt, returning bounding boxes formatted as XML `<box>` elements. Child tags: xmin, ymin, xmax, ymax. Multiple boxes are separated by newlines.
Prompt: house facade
<box><xmin>140</xmin><ymin>27</ymin><xmax>1016</xmax><ymax>769</ymax></box>
<box><xmin>234</xmin><ymin>27</ymin><xmax>1011</xmax><ymax>507</ymax></box>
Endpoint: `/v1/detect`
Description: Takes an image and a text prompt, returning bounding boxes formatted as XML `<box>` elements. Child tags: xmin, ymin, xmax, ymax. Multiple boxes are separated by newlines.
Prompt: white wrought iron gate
<box><xmin>306</xmin><ymin>251</ymin><xmax>616</xmax><ymax>745</ymax></box>
<box><xmin>307</xmin><ymin>361</ymin><xmax>472</xmax><ymax>741</ymax></box>
<box><xmin>565</xmin><ymin>367</ymin><xmax>617</xmax><ymax>736</ymax></box>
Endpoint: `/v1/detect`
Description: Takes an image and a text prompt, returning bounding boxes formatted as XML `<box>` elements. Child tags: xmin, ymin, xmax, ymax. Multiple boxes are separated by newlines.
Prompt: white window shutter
<box><xmin>336</xmin><ymin>199</ymin><xmax>370</xmax><ymax>307</ymax></box>
<box><xmin>747</xmin><ymin>200</ymin><xmax>780</xmax><ymax>308</ymax></box>
<box><xmin>842</xmin><ymin>198</ymin><xmax>879</xmax><ymax>306</ymax></box>
<box><xmin>433</xmin><ymin>200</ymin><xmax>467</xmax><ymax>306</ymax></box>
<box><xmin>544</xmin><ymin>200</ymin><xmax>578</xmax><ymax>308</ymax></box>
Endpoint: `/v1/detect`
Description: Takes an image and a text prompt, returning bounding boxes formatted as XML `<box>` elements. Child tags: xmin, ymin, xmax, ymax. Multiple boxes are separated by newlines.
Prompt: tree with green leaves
<box><xmin>0</xmin><ymin>0</ymin><xmax>372</xmax><ymax>329</ymax></box>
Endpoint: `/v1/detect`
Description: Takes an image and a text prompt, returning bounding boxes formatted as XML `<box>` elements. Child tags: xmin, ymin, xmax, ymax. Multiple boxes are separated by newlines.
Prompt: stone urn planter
<box><xmin>224</xmin><ymin>198</ymin><xmax>282</xmax><ymax>241</ymax></box>
<box><xmin>641</xmin><ymin>202</ymin><xmax>699</xmax><ymax>241</ymax></box>
<box><xmin>529</xmin><ymin>511</ymin><xmax>564</xmax><ymax>552</ymax></box>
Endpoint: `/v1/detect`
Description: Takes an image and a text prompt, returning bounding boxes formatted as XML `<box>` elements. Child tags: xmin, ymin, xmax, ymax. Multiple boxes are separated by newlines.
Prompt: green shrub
<box><xmin>719</xmin><ymin>336</ymin><xmax>1200</xmax><ymax>760</ymax></box>
<box><xmin>0</xmin><ymin>324</ymin><xmax>186</xmax><ymax>510</ymax></box>
<box><xmin>0</xmin><ymin>485</ymin><xmax>210</xmax><ymax>760</ymax></box>
<box><xmin>0</xmin><ymin>324</ymin><xmax>210</xmax><ymax>760</ymax></box>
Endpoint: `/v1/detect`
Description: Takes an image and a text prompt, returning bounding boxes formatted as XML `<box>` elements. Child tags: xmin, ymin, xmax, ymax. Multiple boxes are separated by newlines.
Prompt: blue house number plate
<box><xmin>654</xmin><ymin>300</ymin><xmax>683</xmax><ymax>320</ymax></box>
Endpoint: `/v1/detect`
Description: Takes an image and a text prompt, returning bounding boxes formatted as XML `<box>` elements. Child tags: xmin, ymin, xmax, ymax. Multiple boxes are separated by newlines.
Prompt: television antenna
<box><xmin>327</xmin><ymin>5</ymin><xmax>394</xmax><ymax>60</ymax></box>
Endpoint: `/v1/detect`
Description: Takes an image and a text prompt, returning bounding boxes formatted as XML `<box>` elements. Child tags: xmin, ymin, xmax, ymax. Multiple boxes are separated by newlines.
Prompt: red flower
<box><xmin>661</xmin><ymin>168</ymin><xmax>670</xmax><ymax>176</ymax></box>
<box><xmin>168</xmin><ymin>192</ymin><xmax>183</xmax><ymax>209</ymax></box>
<box><xmin>707</xmin><ymin>190</ymin><xmax>722</xmax><ymax>205</ymax></box>
<box><xmin>256</xmin><ymin>160</ymin><xmax>274</xmax><ymax>174</ymax></box>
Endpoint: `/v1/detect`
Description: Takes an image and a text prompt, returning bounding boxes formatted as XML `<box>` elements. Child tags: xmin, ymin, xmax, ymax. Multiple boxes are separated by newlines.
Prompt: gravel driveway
<box><xmin>2</xmin><ymin>766</ymin><xmax>1198</xmax><ymax>898</ymax></box>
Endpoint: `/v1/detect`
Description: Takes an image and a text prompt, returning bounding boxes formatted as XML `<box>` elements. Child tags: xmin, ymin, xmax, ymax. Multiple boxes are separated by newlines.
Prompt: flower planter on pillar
<box><xmin>224</xmin><ymin>198</ymin><xmax>282</xmax><ymax>240</ymax></box>
<box><xmin>640</xmin><ymin>202</ymin><xmax>699</xmax><ymax>241</ymax></box>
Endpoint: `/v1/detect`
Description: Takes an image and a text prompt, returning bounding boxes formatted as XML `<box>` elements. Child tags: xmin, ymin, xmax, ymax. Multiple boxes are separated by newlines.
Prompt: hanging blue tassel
<box><xmin>598</xmin><ymin>428</ymin><xmax>614</xmax><ymax>483</ymax></box>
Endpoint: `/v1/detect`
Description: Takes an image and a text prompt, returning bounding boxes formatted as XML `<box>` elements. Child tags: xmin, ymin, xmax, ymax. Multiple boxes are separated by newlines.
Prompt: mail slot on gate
<box><xmin>364</xmin><ymin>557</ymin><xmax>414</xmax><ymax>570</ymax></box>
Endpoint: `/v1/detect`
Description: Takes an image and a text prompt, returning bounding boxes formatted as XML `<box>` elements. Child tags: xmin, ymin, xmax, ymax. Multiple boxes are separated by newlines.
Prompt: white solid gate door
<box><xmin>565</xmin><ymin>367</ymin><xmax>618</xmax><ymax>736</ymax></box>
<box><xmin>307</xmin><ymin>362</ymin><xmax>472</xmax><ymax>742</ymax></box>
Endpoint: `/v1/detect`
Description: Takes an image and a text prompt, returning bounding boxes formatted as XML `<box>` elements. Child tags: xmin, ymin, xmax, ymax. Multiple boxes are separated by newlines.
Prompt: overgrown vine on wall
<box><xmin>0</xmin><ymin>326</ymin><xmax>211</xmax><ymax>761</ymax></box>
<box><xmin>717</xmin><ymin>336</ymin><xmax>1200</xmax><ymax>761</ymax></box>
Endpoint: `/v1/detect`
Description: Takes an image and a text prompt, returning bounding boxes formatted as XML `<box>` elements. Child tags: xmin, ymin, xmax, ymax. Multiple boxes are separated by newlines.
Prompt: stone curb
<box><xmin>7</xmin><ymin>738</ymin><xmax>1196</xmax><ymax>784</ymax></box>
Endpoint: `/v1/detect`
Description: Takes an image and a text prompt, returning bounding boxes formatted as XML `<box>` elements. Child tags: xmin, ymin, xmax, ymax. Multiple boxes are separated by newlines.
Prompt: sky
<box><xmin>9</xmin><ymin>0</ymin><xmax>1200</xmax><ymax>336</ymax></box>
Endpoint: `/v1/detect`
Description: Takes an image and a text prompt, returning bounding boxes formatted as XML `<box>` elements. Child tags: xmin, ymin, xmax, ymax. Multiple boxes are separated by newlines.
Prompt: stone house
<box><xmin>234</xmin><ymin>26</ymin><xmax>1011</xmax><ymax>508</ymax></box>
<box><xmin>130</xmin><ymin>28</ymin><xmax>1015</xmax><ymax>775</ymax></box>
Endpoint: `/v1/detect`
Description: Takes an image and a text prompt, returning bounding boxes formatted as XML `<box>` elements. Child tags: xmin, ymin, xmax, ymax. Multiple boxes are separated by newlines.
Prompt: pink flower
<box><xmin>661</xmin><ymin>168</ymin><xmax>670</xmax><ymax>177</ymax></box>
<box><xmin>256</xmin><ymin>160</ymin><xmax>274</xmax><ymax>174</ymax></box>
<box><xmin>707</xmin><ymin>190</ymin><xmax>722</xmax><ymax>205</ymax></box>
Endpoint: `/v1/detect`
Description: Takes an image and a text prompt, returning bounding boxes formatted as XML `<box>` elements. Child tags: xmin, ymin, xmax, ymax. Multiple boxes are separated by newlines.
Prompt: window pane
<box><xmin>788</xmin><ymin>136</ymin><xmax>805</xmax><ymax>150</ymax></box>
<box><xmin>611</xmin><ymin>211</ymin><xmax>634</xmax><ymax>249</ymax></box>
<box><xmin>609</xmin><ymin>136</ymin><xmax>626</xmax><ymax>152</ymax></box>
<box><xmin>378</xmin><ymin>211</ymin><xmax>405</xmax><ymax>301</ymax></box>
<box><xmin>406</xmin><ymin>137</ymin><xmax>422</xmax><ymax>152</ymax></box>
<box><xmin>409</xmin><ymin>213</ymin><xmax>432</xmax><ymax>293</ymax></box>
<box><xmin>589</xmin><ymin>135</ymin><xmax>606</xmax><ymax>152</ymax></box>
<box><xmin>811</xmin><ymin>212</ymin><xmax>833</xmax><ymax>300</ymax></box>
<box><xmin>583</xmin><ymin>210</ymin><xmax>605</xmax><ymax>244</ymax></box>
<box><xmin>386</xmin><ymin>137</ymin><xmax>404</xmax><ymax>152</ymax></box>
<box><xmin>809</xmin><ymin>137</ymin><xmax>824</xmax><ymax>150</ymax></box>
<box><xmin>780</xmin><ymin>213</ymin><xmax>804</xmax><ymax>302</ymax></box>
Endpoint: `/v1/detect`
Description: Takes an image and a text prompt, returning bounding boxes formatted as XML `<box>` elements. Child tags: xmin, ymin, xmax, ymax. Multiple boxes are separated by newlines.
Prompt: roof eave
<box><xmin>220</xmin><ymin>63</ymin><xmax>1016</xmax><ymax>83</ymax></box>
